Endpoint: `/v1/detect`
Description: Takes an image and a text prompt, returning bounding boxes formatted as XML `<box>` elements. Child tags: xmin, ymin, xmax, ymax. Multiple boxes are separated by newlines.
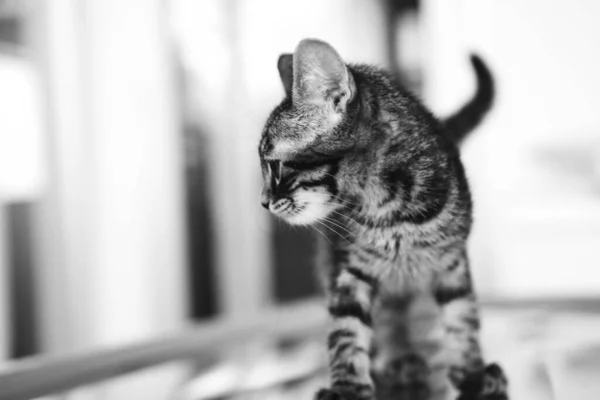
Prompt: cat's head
<box><xmin>258</xmin><ymin>39</ymin><xmax>359</xmax><ymax>225</ymax></box>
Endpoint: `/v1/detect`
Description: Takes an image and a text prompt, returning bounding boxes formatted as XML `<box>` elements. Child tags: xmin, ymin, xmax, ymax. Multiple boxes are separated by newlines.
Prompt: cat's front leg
<box><xmin>317</xmin><ymin>266</ymin><xmax>379</xmax><ymax>400</ymax></box>
<box><xmin>434</xmin><ymin>250</ymin><xmax>509</xmax><ymax>400</ymax></box>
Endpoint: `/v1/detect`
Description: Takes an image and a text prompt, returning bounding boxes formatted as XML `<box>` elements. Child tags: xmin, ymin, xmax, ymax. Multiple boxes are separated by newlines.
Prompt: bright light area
<box><xmin>0</xmin><ymin>55</ymin><xmax>44</xmax><ymax>201</ymax></box>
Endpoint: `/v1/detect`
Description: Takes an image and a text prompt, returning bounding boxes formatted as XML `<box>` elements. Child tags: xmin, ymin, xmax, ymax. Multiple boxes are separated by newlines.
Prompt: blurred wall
<box><xmin>0</xmin><ymin>210</ymin><xmax>7</xmax><ymax>362</ymax></box>
<box><xmin>30</xmin><ymin>0</ymin><xmax>188</xmax><ymax>351</ymax></box>
<box><xmin>0</xmin><ymin>15</ymin><xmax>45</xmax><ymax>364</ymax></box>
<box><xmin>26</xmin><ymin>0</ymin><xmax>189</xmax><ymax>398</ymax></box>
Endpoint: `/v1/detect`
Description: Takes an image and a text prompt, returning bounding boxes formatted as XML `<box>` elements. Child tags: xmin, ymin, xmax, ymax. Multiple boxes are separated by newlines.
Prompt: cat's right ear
<box><xmin>277</xmin><ymin>54</ymin><xmax>294</xmax><ymax>98</ymax></box>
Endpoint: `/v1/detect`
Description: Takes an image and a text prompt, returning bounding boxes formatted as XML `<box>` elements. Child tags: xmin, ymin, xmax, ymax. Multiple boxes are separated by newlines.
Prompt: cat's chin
<box><xmin>279</xmin><ymin>191</ymin><xmax>336</xmax><ymax>226</ymax></box>
<box><xmin>282</xmin><ymin>206</ymin><xmax>330</xmax><ymax>226</ymax></box>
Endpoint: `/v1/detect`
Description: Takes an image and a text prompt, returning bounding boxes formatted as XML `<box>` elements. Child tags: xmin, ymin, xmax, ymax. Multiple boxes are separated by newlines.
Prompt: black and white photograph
<box><xmin>0</xmin><ymin>1</ymin><xmax>599</xmax><ymax>399</ymax></box>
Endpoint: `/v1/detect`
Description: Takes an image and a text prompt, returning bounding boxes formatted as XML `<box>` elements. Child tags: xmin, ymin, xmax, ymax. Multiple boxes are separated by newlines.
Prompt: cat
<box><xmin>258</xmin><ymin>39</ymin><xmax>508</xmax><ymax>400</ymax></box>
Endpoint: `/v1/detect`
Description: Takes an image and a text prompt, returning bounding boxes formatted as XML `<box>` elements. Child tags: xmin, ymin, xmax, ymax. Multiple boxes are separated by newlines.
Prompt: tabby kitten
<box><xmin>258</xmin><ymin>39</ymin><xmax>508</xmax><ymax>400</ymax></box>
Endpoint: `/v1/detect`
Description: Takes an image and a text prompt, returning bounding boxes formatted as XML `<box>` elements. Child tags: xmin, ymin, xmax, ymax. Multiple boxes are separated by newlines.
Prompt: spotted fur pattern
<box><xmin>258</xmin><ymin>39</ymin><xmax>508</xmax><ymax>400</ymax></box>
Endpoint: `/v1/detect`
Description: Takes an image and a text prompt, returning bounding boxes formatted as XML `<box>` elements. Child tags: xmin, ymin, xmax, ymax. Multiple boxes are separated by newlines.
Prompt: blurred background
<box><xmin>0</xmin><ymin>0</ymin><xmax>600</xmax><ymax>399</ymax></box>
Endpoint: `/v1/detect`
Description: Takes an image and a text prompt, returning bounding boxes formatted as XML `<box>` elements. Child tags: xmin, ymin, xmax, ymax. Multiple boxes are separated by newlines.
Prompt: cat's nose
<box><xmin>260</xmin><ymin>187</ymin><xmax>270</xmax><ymax>210</ymax></box>
<box><xmin>261</xmin><ymin>198</ymin><xmax>269</xmax><ymax>210</ymax></box>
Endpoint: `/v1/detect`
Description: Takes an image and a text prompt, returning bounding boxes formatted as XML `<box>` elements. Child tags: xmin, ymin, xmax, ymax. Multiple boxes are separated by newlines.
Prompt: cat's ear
<box><xmin>292</xmin><ymin>39</ymin><xmax>354</xmax><ymax>112</ymax></box>
<box><xmin>277</xmin><ymin>54</ymin><xmax>294</xmax><ymax>97</ymax></box>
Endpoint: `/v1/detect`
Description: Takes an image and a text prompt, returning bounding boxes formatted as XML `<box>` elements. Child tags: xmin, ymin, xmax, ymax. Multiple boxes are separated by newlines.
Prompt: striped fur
<box><xmin>258</xmin><ymin>39</ymin><xmax>508</xmax><ymax>400</ymax></box>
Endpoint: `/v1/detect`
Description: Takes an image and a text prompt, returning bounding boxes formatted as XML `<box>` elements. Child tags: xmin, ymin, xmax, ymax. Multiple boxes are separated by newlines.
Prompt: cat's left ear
<box><xmin>277</xmin><ymin>54</ymin><xmax>294</xmax><ymax>98</ymax></box>
<box><xmin>292</xmin><ymin>39</ymin><xmax>355</xmax><ymax>112</ymax></box>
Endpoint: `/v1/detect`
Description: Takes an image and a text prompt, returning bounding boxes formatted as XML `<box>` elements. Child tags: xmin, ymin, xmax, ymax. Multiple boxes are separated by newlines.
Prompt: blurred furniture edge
<box><xmin>2</xmin><ymin>296</ymin><xmax>600</xmax><ymax>400</ymax></box>
<box><xmin>0</xmin><ymin>299</ymin><xmax>327</xmax><ymax>400</ymax></box>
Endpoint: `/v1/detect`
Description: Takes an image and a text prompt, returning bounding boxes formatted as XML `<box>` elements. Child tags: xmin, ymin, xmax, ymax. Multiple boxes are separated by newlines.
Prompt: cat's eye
<box><xmin>267</xmin><ymin>160</ymin><xmax>280</xmax><ymax>176</ymax></box>
<box><xmin>283</xmin><ymin>160</ymin><xmax>323</xmax><ymax>171</ymax></box>
<box><xmin>285</xmin><ymin>162</ymin><xmax>300</xmax><ymax>169</ymax></box>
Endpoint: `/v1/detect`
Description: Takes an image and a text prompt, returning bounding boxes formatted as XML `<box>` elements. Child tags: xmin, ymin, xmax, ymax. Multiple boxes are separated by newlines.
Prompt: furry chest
<box><xmin>352</xmin><ymin>233</ymin><xmax>437</xmax><ymax>294</ymax></box>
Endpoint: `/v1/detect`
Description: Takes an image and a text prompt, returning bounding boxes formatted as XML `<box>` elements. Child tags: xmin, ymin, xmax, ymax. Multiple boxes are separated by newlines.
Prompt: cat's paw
<box><xmin>457</xmin><ymin>363</ymin><xmax>509</xmax><ymax>400</ymax></box>
<box><xmin>480</xmin><ymin>363</ymin><xmax>508</xmax><ymax>399</ymax></box>
<box><xmin>315</xmin><ymin>388</ymin><xmax>348</xmax><ymax>400</ymax></box>
<box><xmin>315</xmin><ymin>387</ymin><xmax>374</xmax><ymax>400</ymax></box>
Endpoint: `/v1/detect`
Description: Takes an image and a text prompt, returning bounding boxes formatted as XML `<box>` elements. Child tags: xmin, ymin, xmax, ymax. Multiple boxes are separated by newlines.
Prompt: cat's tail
<box><xmin>441</xmin><ymin>54</ymin><xmax>494</xmax><ymax>145</ymax></box>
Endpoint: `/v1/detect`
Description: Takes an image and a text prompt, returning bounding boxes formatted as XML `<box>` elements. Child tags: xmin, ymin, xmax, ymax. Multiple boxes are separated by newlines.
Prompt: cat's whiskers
<box><xmin>320</xmin><ymin>216</ymin><xmax>355</xmax><ymax>237</ymax></box>
<box><xmin>324</xmin><ymin>200</ymin><xmax>358</xmax><ymax>214</ymax></box>
<box><xmin>327</xmin><ymin>192</ymin><xmax>360</xmax><ymax>206</ymax></box>
<box><xmin>309</xmin><ymin>223</ymin><xmax>333</xmax><ymax>244</ymax></box>
<box><xmin>323</xmin><ymin>204</ymin><xmax>362</xmax><ymax>227</ymax></box>
<box><xmin>328</xmin><ymin>213</ymin><xmax>361</xmax><ymax>229</ymax></box>
<box><xmin>315</xmin><ymin>220</ymin><xmax>350</xmax><ymax>243</ymax></box>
